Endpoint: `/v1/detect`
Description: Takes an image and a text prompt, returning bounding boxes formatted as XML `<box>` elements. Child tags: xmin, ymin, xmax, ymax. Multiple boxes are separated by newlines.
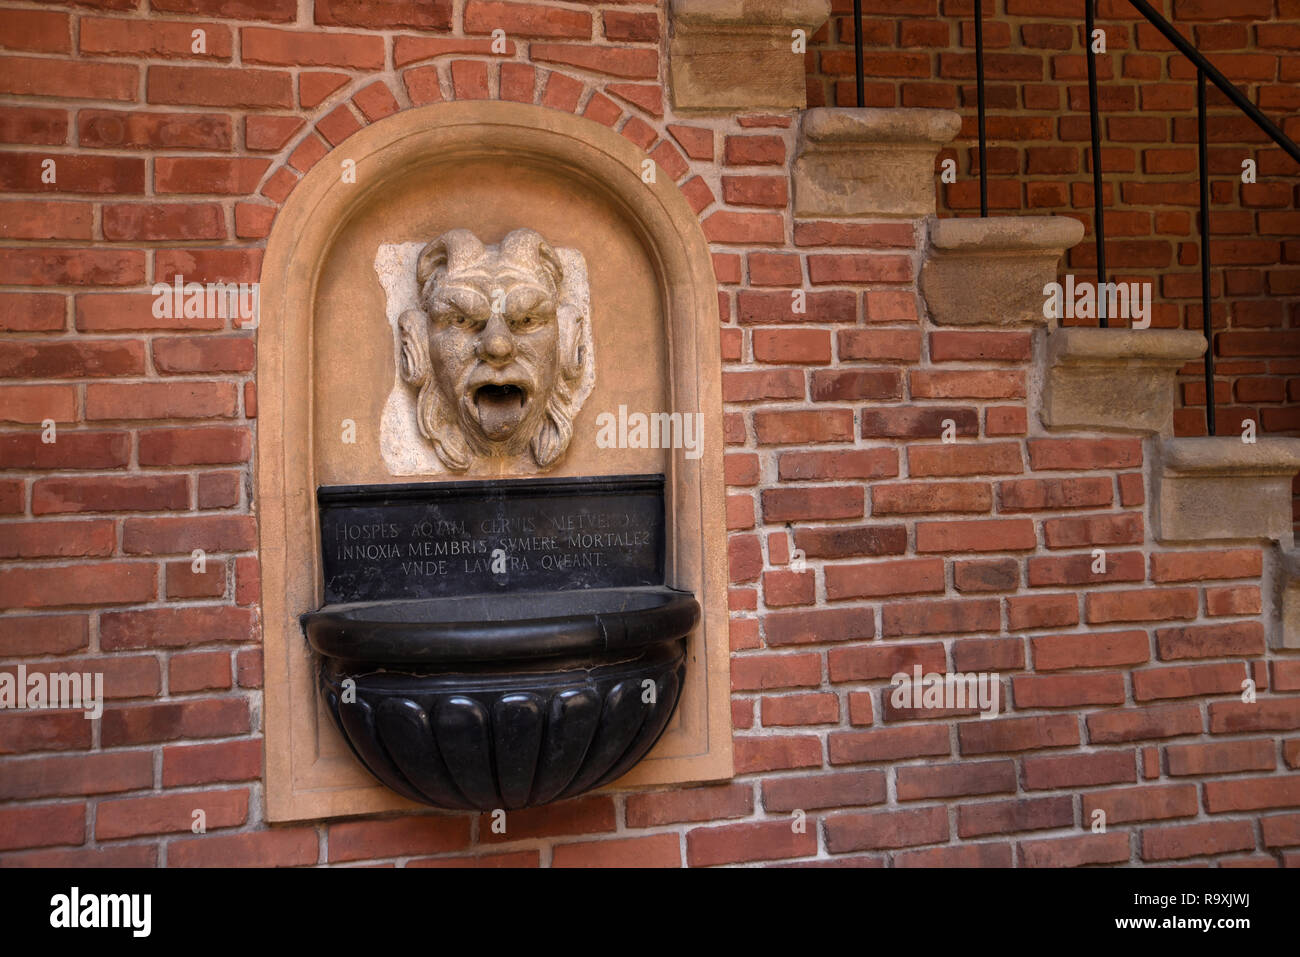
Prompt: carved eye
<box><xmin>447</xmin><ymin>310</ymin><xmax>472</xmax><ymax>327</ymax></box>
<box><xmin>512</xmin><ymin>314</ymin><xmax>543</xmax><ymax>331</ymax></box>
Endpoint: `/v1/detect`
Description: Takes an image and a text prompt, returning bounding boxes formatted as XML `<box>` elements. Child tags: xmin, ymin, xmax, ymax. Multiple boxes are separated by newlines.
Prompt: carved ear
<box><xmin>499</xmin><ymin>228</ymin><xmax>563</xmax><ymax>293</ymax></box>
<box><xmin>415</xmin><ymin>229</ymin><xmax>485</xmax><ymax>290</ymax></box>
<box><xmin>397</xmin><ymin>309</ymin><xmax>430</xmax><ymax>385</ymax></box>
<box><xmin>556</xmin><ymin>302</ymin><xmax>586</xmax><ymax>381</ymax></box>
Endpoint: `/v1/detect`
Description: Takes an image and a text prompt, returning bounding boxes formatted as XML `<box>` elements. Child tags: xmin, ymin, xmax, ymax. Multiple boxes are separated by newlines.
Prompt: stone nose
<box><xmin>476</xmin><ymin>310</ymin><xmax>515</xmax><ymax>363</ymax></box>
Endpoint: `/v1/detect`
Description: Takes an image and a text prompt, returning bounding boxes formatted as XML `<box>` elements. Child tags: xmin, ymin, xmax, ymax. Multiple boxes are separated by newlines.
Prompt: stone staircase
<box><xmin>665</xmin><ymin>0</ymin><xmax>1300</xmax><ymax>660</ymax></box>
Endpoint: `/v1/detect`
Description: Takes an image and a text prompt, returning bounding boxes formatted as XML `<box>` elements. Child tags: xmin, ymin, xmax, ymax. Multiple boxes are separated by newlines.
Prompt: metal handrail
<box><xmin>847</xmin><ymin>1</ymin><xmax>1300</xmax><ymax>436</ymax></box>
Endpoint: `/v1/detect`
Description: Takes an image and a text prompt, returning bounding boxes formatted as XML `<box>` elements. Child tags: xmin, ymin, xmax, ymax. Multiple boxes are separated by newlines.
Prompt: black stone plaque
<box><xmin>318</xmin><ymin>474</ymin><xmax>666</xmax><ymax>604</ymax></box>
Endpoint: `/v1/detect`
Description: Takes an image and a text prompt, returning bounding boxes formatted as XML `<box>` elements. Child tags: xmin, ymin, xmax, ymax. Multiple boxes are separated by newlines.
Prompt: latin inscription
<box><xmin>318</xmin><ymin>476</ymin><xmax>665</xmax><ymax>603</ymax></box>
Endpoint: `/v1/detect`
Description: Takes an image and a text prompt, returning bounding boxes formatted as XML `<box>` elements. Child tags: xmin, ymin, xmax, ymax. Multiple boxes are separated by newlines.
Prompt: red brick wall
<box><xmin>1</xmin><ymin>0</ymin><xmax>1299</xmax><ymax>867</ymax></box>
<box><xmin>807</xmin><ymin>0</ymin><xmax>1300</xmax><ymax>504</ymax></box>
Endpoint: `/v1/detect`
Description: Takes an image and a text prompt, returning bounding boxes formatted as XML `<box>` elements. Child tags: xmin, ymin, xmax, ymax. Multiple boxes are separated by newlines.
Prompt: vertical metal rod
<box><xmin>1085</xmin><ymin>0</ymin><xmax>1108</xmax><ymax>327</ymax></box>
<box><xmin>1198</xmin><ymin>67</ymin><xmax>1216</xmax><ymax>437</ymax></box>
<box><xmin>974</xmin><ymin>0</ymin><xmax>988</xmax><ymax>216</ymax></box>
<box><xmin>853</xmin><ymin>0</ymin><xmax>864</xmax><ymax>108</ymax></box>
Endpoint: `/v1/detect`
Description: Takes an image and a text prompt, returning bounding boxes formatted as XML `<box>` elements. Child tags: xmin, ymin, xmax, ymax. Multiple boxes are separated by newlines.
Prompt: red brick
<box><xmin>625</xmin><ymin>784</ymin><xmax>753</xmax><ymax>828</ymax></box>
<box><xmin>1155</xmin><ymin>621</ymin><xmax>1265</xmax><ymax>660</ymax></box>
<box><xmin>163</xmin><ymin>738</ymin><xmax>262</xmax><ymax>787</ymax></box>
<box><xmin>762</xmin><ymin>692</ymin><xmax>839</xmax><ymax>726</ymax></box>
<box><xmin>908</xmin><ymin>442</ymin><xmax>1023</xmax><ymax>477</ymax></box>
<box><xmin>1166</xmin><ymin>739</ymin><xmax>1276</xmax><ymax>776</ymax></box>
<box><xmin>825</xmin><ymin>558</ymin><xmax>944</xmax><ymax>600</ymax></box>
<box><xmin>731</xmin><ymin>653</ymin><xmax>822</xmax><ymax>691</ymax></box>
<box><xmin>1019</xmin><ymin>833</ymin><xmax>1131</xmax><ymax>867</ymax></box>
<box><xmin>1209</xmin><ymin>699</ymin><xmax>1300</xmax><ymax>734</ymax></box>
<box><xmin>101</xmin><ymin>697</ymin><xmax>248</xmax><ymax>746</ymax></box>
<box><xmin>553</xmin><ymin>834</ymin><xmax>680</xmax><ymax>868</ymax></box>
<box><xmin>0</xmin><ymin>293</ymin><xmax>64</xmax><ymax>332</ymax></box>
<box><xmin>0</xmin><ymin>615</ymin><xmax>87</xmax><ymax>657</ymax></box>
<box><xmin>1150</xmin><ymin>548</ymin><xmax>1264</xmax><ymax>582</ymax></box>
<box><xmin>138</xmin><ymin>427</ymin><xmax>251</xmax><ymax>466</ymax></box>
<box><xmin>81</xmin><ymin>18</ymin><xmax>233</xmax><ymax>59</ymax></box>
<box><xmin>1087</xmin><ymin>704</ymin><xmax>1203</xmax><ymax>743</ymax></box>
<box><xmin>765</xmin><ymin>607</ymin><xmax>876</xmax><ymax>647</ymax></box>
<box><xmin>0</xmin><ymin>750</ymin><xmax>153</xmax><ymax>800</ymax></box>
<box><xmin>0</xmin><ymin>802</ymin><xmax>85</xmax><ymax>852</ymax></box>
<box><xmin>0</xmin><ymin>562</ymin><xmax>155</xmax><ymax>609</ymax></box>
<box><xmin>96</xmin><ymin>789</ymin><xmax>247</xmax><ymax>840</ymax></box>
<box><xmin>829</xmin><ymin>725</ymin><xmax>951</xmax><ymax>764</ymax></box>
<box><xmin>476</xmin><ymin>796</ymin><xmax>615</xmax><ymax>843</ymax></box>
<box><xmin>1086</xmin><ymin>588</ymin><xmax>1198</xmax><ymax>624</ymax></box>
<box><xmin>466</xmin><ymin>0</ymin><xmax>591</xmax><ymax>38</ymax></box>
<box><xmin>733</xmin><ymin>735</ymin><xmax>823</xmax><ymax>774</ymax></box>
<box><xmin>1031</xmin><ymin>630</ymin><xmax>1150</xmax><ymax>670</ymax></box>
<box><xmin>959</xmin><ymin>715</ymin><xmax>1080</xmax><ymax>755</ymax></box>
<box><xmin>762</xmin><ymin>770</ymin><xmax>886</xmax><ymax>812</ymax></box>
<box><xmin>1141</xmin><ymin>820</ymin><xmax>1255</xmax><ymax>861</ymax></box>
<box><xmin>825</xmin><ymin>806</ymin><xmax>948</xmax><ymax>853</ymax></box>
<box><xmin>1027</xmin><ymin>438</ymin><xmax>1143</xmax><ymax>470</ymax></box>
<box><xmin>155</xmin><ymin>157</ymin><xmax>270</xmax><ymax>194</ymax></box>
<box><xmin>958</xmin><ymin>796</ymin><xmax>1073</xmax><ymax>838</ymax></box>
<box><xmin>703</xmin><ymin>211</ymin><xmax>784</xmax><ymax>245</ymax></box>
<box><xmin>148</xmin><ymin>65</ymin><xmax>292</xmax><ymax>109</ymax></box>
<box><xmin>328</xmin><ymin>815</ymin><xmax>470</xmax><ymax>862</ymax></box>
<box><xmin>531</xmin><ymin>44</ymin><xmax>656</xmax><ymax>79</ymax></box>
<box><xmin>897</xmin><ymin>760</ymin><xmax>1017</xmax><ymax>800</ymax></box>
<box><xmin>0</xmin><ymin>56</ymin><xmax>136</xmax><ymax>101</ymax></box>
<box><xmin>882</xmin><ymin>598</ymin><xmax>1000</xmax><ymax>637</ymax></box>
<box><xmin>687</xmin><ymin>820</ymin><xmax>816</xmax><ymax>866</ymax></box>
<box><xmin>168</xmin><ymin>649</ymin><xmax>233</xmax><ymax>689</ymax></box>
<box><xmin>168</xmin><ymin>828</ymin><xmax>319</xmax><ymax>868</ymax></box>
<box><xmin>0</xmin><ymin>248</ymin><xmax>145</xmax><ymax>286</ymax></box>
<box><xmin>100</xmin><ymin>606</ymin><xmax>256</xmax><ymax>650</ymax></box>
<box><xmin>916</xmin><ymin>518</ymin><xmax>1036</xmax><ymax>553</ymax></box>
<box><xmin>86</xmin><ymin>382</ymin><xmax>237</xmax><ymax>421</ymax></box>
<box><xmin>872</xmin><ymin>481</ymin><xmax>992</xmax><ymax>514</ymax></box>
<box><xmin>808</xmin><ymin>253</ymin><xmax>912</xmax><ymax>285</ymax></box>
<box><xmin>0</xmin><ymin>106</ymin><xmax>67</xmax><ymax>146</ymax></box>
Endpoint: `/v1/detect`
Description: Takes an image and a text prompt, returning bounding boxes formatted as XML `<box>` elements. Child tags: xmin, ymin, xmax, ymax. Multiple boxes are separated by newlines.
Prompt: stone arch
<box><xmin>256</xmin><ymin>99</ymin><xmax>730</xmax><ymax>821</ymax></box>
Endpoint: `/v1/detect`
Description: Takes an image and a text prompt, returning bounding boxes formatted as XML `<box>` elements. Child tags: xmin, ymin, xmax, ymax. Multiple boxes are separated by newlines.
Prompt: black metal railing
<box><xmin>845</xmin><ymin>1</ymin><xmax>1300</xmax><ymax>437</ymax></box>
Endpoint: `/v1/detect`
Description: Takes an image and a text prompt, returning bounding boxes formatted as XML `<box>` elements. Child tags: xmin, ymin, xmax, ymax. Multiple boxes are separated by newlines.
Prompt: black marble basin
<box><xmin>303</xmin><ymin>586</ymin><xmax>698</xmax><ymax>810</ymax></box>
<box><xmin>303</xmin><ymin>586</ymin><xmax>700</xmax><ymax>663</ymax></box>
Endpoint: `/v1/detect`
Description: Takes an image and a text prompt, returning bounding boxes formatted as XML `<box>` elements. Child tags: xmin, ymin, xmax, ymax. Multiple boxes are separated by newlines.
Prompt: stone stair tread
<box><xmin>1161</xmin><ymin>436</ymin><xmax>1300</xmax><ymax>475</ymax></box>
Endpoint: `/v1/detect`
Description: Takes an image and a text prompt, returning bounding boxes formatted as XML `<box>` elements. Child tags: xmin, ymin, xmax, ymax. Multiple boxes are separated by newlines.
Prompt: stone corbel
<box><xmin>919</xmin><ymin>216</ymin><xmax>1085</xmax><ymax>326</ymax></box>
<box><xmin>1041</xmin><ymin>327</ymin><xmax>1206</xmax><ymax>434</ymax></box>
<box><xmin>1155</xmin><ymin>437</ymin><xmax>1300</xmax><ymax>545</ymax></box>
<box><xmin>793</xmin><ymin>108</ymin><xmax>961</xmax><ymax>218</ymax></box>
<box><xmin>669</xmin><ymin>0</ymin><xmax>831</xmax><ymax>111</ymax></box>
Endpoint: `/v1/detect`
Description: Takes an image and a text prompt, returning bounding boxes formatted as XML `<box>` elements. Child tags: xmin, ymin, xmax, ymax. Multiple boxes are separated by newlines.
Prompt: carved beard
<box><xmin>399</xmin><ymin>308</ymin><xmax>579</xmax><ymax>472</ymax></box>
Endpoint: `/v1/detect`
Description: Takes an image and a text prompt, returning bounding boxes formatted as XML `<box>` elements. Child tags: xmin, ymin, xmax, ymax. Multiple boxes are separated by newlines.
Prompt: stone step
<box><xmin>1155</xmin><ymin>436</ymin><xmax>1300</xmax><ymax>545</ymax></box>
<box><xmin>669</xmin><ymin>0</ymin><xmax>831</xmax><ymax>111</ymax></box>
<box><xmin>793</xmin><ymin>107</ymin><xmax>961</xmax><ymax>219</ymax></box>
<box><xmin>1041</xmin><ymin>327</ymin><xmax>1206</xmax><ymax>435</ymax></box>
<box><xmin>920</xmin><ymin>215</ymin><xmax>1083</xmax><ymax>326</ymax></box>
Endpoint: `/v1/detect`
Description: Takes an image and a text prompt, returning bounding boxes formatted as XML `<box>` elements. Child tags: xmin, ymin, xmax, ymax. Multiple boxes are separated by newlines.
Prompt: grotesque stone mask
<box><xmin>397</xmin><ymin>228</ymin><xmax>594</xmax><ymax>472</ymax></box>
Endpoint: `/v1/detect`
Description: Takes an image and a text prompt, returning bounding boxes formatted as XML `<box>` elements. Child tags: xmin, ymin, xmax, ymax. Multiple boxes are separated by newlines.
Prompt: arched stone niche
<box><xmin>258</xmin><ymin>101</ymin><xmax>732</xmax><ymax>821</ymax></box>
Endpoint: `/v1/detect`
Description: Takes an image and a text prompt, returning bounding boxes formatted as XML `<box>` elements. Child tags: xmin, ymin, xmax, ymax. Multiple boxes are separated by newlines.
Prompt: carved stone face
<box><xmin>398</xmin><ymin>228</ymin><xmax>593</xmax><ymax>471</ymax></box>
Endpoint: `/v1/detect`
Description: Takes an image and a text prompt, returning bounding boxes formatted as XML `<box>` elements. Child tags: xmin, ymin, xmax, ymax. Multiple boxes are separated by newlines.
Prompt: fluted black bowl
<box><xmin>302</xmin><ymin>586</ymin><xmax>697</xmax><ymax>810</ymax></box>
